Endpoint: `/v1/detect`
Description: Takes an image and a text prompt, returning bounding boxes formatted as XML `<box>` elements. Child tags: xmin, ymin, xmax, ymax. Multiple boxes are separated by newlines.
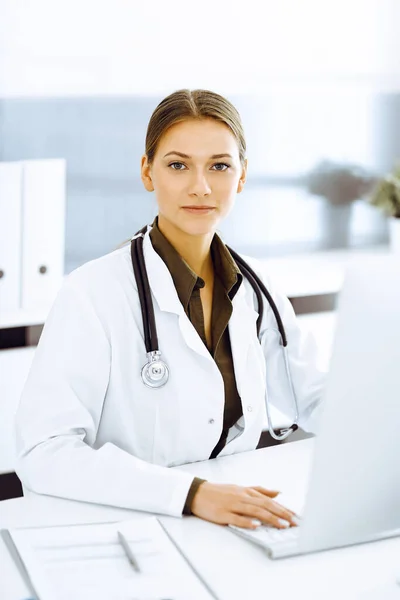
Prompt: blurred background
<box><xmin>1</xmin><ymin>0</ymin><xmax>400</xmax><ymax>496</ymax></box>
<box><xmin>1</xmin><ymin>0</ymin><xmax>400</xmax><ymax>272</ymax></box>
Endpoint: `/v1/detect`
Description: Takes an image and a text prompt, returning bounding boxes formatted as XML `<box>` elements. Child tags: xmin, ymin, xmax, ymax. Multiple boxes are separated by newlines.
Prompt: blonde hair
<box><xmin>116</xmin><ymin>89</ymin><xmax>246</xmax><ymax>248</ymax></box>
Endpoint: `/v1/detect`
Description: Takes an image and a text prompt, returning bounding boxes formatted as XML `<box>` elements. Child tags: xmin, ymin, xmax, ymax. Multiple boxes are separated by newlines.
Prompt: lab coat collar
<box><xmin>141</xmin><ymin>226</ymin><xmax>258</xmax><ymax>368</ymax></box>
<box><xmin>142</xmin><ymin>226</ymin><xmax>185</xmax><ymax>316</ymax></box>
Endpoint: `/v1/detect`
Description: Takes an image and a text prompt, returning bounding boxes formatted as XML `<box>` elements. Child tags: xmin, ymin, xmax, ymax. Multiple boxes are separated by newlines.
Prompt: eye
<box><xmin>212</xmin><ymin>163</ymin><xmax>230</xmax><ymax>171</ymax></box>
<box><xmin>168</xmin><ymin>161</ymin><xmax>186</xmax><ymax>170</ymax></box>
<box><xmin>168</xmin><ymin>161</ymin><xmax>231</xmax><ymax>171</ymax></box>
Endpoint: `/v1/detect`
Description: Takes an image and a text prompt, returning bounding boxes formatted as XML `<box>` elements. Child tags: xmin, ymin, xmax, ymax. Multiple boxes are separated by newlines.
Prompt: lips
<box><xmin>182</xmin><ymin>206</ymin><xmax>216</xmax><ymax>214</ymax></box>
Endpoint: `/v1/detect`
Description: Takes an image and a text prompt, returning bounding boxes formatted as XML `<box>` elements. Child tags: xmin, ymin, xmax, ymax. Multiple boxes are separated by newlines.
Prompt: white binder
<box><xmin>0</xmin><ymin>162</ymin><xmax>23</xmax><ymax>314</ymax></box>
<box><xmin>20</xmin><ymin>159</ymin><xmax>66</xmax><ymax>311</ymax></box>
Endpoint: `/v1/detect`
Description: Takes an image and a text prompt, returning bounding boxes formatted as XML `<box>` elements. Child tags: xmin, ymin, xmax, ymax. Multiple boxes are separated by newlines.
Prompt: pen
<box><xmin>117</xmin><ymin>530</ymin><xmax>141</xmax><ymax>573</ymax></box>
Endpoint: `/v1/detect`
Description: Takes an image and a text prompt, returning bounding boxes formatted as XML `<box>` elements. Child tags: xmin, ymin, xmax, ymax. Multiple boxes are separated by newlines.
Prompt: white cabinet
<box><xmin>0</xmin><ymin>159</ymin><xmax>66</xmax><ymax>321</ymax></box>
<box><xmin>0</xmin><ymin>162</ymin><xmax>23</xmax><ymax>313</ymax></box>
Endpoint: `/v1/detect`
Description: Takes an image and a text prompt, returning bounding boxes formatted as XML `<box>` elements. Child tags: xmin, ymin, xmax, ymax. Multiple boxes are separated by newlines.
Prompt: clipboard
<box><xmin>2</xmin><ymin>516</ymin><xmax>218</xmax><ymax>600</ymax></box>
<box><xmin>1</xmin><ymin>528</ymin><xmax>40</xmax><ymax>599</ymax></box>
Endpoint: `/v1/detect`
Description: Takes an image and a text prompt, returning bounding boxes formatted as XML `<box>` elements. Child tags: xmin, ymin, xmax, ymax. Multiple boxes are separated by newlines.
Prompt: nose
<box><xmin>188</xmin><ymin>170</ymin><xmax>212</xmax><ymax>197</ymax></box>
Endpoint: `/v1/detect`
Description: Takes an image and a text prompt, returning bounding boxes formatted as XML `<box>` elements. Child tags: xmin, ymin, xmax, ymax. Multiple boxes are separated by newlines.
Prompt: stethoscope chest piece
<box><xmin>131</xmin><ymin>227</ymin><xmax>299</xmax><ymax>439</ymax></box>
<box><xmin>141</xmin><ymin>351</ymin><xmax>169</xmax><ymax>388</ymax></box>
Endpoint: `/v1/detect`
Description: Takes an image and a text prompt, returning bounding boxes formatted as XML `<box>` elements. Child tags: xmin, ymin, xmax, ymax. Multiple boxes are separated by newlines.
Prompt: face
<box><xmin>141</xmin><ymin>118</ymin><xmax>247</xmax><ymax>237</ymax></box>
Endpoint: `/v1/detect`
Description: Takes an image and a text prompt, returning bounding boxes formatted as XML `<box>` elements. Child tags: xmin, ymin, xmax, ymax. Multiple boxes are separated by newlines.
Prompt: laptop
<box><xmin>229</xmin><ymin>254</ymin><xmax>400</xmax><ymax>559</ymax></box>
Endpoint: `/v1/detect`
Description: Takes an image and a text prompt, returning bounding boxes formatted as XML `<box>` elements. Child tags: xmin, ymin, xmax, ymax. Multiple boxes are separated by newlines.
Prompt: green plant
<box><xmin>369</xmin><ymin>162</ymin><xmax>400</xmax><ymax>219</ymax></box>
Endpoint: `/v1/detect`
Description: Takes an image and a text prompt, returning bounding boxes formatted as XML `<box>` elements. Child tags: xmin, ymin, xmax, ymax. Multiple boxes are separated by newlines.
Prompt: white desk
<box><xmin>1</xmin><ymin>439</ymin><xmax>400</xmax><ymax>600</ymax></box>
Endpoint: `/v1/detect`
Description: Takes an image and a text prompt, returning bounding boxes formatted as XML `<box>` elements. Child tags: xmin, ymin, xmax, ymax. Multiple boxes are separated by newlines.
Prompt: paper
<box><xmin>8</xmin><ymin>517</ymin><xmax>214</xmax><ymax>600</ymax></box>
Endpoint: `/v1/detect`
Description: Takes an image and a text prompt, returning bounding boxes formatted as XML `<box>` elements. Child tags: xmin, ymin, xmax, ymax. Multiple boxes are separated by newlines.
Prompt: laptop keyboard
<box><xmin>229</xmin><ymin>523</ymin><xmax>300</xmax><ymax>553</ymax></box>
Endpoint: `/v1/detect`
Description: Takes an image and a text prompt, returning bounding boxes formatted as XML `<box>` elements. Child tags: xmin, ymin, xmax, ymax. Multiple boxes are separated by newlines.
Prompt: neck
<box><xmin>157</xmin><ymin>215</ymin><xmax>214</xmax><ymax>280</ymax></box>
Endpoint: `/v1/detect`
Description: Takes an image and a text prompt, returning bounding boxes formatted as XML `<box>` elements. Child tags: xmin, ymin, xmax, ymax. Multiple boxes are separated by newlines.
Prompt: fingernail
<box><xmin>252</xmin><ymin>519</ymin><xmax>262</xmax><ymax>527</ymax></box>
<box><xmin>292</xmin><ymin>516</ymin><xmax>302</xmax><ymax>526</ymax></box>
<box><xmin>278</xmin><ymin>519</ymin><xmax>290</xmax><ymax>528</ymax></box>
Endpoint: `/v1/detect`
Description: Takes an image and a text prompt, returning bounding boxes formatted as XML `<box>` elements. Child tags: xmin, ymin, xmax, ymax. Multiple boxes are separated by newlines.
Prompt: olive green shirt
<box><xmin>149</xmin><ymin>218</ymin><xmax>244</xmax><ymax>514</ymax></box>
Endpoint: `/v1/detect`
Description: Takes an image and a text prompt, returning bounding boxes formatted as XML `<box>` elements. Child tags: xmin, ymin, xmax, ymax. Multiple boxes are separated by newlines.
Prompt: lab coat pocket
<box><xmin>259</xmin><ymin>327</ymin><xmax>297</xmax><ymax>425</ymax></box>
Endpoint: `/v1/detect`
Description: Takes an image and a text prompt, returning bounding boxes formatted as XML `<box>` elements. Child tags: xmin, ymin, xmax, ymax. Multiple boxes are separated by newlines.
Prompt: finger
<box><xmin>249</xmin><ymin>490</ymin><xmax>298</xmax><ymax>519</ymax></box>
<box><xmin>228</xmin><ymin>514</ymin><xmax>261</xmax><ymax>530</ymax></box>
<box><xmin>266</xmin><ymin>500</ymin><xmax>297</xmax><ymax>519</ymax></box>
<box><xmin>238</xmin><ymin>504</ymin><xmax>291</xmax><ymax>529</ymax></box>
<box><xmin>262</xmin><ymin>499</ymin><xmax>298</xmax><ymax>524</ymax></box>
<box><xmin>244</xmin><ymin>497</ymin><xmax>297</xmax><ymax>526</ymax></box>
<box><xmin>249</xmin><ymin>486</ymin><xmax>281</xmax><ymax>498</ymax></box>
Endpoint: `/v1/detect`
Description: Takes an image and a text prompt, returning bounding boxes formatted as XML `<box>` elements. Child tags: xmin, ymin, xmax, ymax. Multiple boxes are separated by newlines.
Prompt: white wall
<box><xmin>0</xmin><ymin>0</ymin><xmax>400</xmax><ymax>97</ymax></box>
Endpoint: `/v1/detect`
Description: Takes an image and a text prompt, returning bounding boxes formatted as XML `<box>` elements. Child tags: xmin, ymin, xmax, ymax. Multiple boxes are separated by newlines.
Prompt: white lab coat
<box><xmin>15</xmin><ymin>227</ymin><xmax>326</xmax><ymax>517</ymax></box>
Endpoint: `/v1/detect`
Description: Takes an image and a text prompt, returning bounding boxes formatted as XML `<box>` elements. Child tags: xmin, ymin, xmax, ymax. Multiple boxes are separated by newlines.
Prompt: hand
<box><xmin>191</xmin><ymin>482</ymin><xmax>299</xmax><ymax>529</ymax></box>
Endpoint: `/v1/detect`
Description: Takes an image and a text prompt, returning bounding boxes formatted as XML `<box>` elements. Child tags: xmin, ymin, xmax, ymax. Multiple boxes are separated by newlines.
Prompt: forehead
<box><xmin>155</xmin><ymin>118</ymin><xmax>240</xmax><ymax>158</ymax></box>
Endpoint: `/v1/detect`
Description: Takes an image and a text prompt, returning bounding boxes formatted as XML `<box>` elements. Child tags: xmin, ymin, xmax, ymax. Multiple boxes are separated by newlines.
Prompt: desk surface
<box><xmin>1</xmin><ymin>439</ymin><xmax>400</xmax><ymax>600</ymax></box>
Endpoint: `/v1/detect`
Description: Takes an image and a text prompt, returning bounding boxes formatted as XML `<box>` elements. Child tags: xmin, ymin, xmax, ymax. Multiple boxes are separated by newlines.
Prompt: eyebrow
<box><xmin>163</xmin><ymin>151</ymin><xmax>233</xmax><ymax>159</ymax></box>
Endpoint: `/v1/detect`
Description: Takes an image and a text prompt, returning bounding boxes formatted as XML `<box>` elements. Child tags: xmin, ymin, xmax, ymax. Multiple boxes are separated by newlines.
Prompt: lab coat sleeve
<box><xmin>14</xmin><ymin>275</ymin><xmax>195</xmax><ymax>517</ymax></box>
<box><xmin>254</xmin><ymin>263</ymin><xmax>327</xmax><ymax>435</ymax></box>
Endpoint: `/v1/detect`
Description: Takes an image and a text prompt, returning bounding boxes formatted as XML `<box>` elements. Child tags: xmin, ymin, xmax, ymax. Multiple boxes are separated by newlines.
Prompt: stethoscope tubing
<box><xmin>227</xmin><ymin>245</ymin><xmax>288</xmax><ymax>346</ymax></box>
<box><xmin>130</xmin><ymin>227</ymin><xmax>299</xmax><ymax>440</ymax></box>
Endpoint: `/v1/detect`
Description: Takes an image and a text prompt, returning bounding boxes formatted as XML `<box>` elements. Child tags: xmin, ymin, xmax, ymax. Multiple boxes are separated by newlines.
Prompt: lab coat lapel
<box><xmin>142</xmin><ymin>228</ymin><xmax>183</xmax><ymax>315</ymax></box>
<box><xmin>229</xmin><ymin>284</ymin><xmax>259</xmax><ymax>397</ymax></box>
<box><xmin>142</xmin><ymin>229</ymin><xmax>212</xmax><ymax>362</ymax></box>
<box><xmin>177</xmin><ymin>314</ymin><xmax>213</xmax><ymax>361</ymax></box>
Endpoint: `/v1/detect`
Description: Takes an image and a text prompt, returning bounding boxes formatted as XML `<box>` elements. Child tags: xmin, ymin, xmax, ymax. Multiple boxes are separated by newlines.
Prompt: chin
<box><xmin>178</xmin><ymin>213</ymin><xmax>220</xmax><ymax>237</ymax></box>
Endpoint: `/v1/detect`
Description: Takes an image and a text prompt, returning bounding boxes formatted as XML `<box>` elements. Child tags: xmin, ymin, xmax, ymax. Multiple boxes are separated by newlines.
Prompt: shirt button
<box><xmin>208</xmin><ymin>418</ymin><xmax>215</xmax><ymax>424</ymax></box>
<box><xmin>247</xmin><ymin>405</ymin><xmax>253</xmax><ymax>412</ymax></box>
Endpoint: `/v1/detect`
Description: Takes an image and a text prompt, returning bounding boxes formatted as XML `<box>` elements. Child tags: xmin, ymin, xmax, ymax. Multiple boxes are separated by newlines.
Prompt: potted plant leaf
<box><xmin>368</xmin><ymin>162</ymin><xmax>400</xmax><ymax>252</ymax></box>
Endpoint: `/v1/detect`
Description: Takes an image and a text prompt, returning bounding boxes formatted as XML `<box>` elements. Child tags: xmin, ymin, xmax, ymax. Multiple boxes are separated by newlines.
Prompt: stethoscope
<box><xmin>130</xmin><ymin>225</ymin><xmax>299</xmax><ymax>441</ymax></box>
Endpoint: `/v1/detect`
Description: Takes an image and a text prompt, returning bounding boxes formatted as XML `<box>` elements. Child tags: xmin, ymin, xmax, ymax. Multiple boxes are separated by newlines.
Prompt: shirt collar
<box><xmin>210</xmin><ymin>233</ymin><xmax>242</xmax><ymax>300</ymax></box>
<box><xmin>149</xmin><ymin>217</ymin><xmax>242</xmax><ymax>309</ymax></box>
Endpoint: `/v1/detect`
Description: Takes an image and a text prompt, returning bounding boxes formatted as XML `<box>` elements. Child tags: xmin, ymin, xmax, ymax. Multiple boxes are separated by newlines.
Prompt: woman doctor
<box><xmin>15</xmin><ymin>89</ymin><xmax>325</xmax><ymax>531</ymax></box>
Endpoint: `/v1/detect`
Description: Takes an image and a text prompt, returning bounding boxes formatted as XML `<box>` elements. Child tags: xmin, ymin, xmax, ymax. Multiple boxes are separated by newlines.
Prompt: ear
<box><xmin>141</xmin><ymin>154</ymin><xmax>154</xmax><ymax>192</ymax></box>
<box><xmin>237</xmin><ymin>158</ymin><xmax>247</xmax><ymax>194</ymax></box>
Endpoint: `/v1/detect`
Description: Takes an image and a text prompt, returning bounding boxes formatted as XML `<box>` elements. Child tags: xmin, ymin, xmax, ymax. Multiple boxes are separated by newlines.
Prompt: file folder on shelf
<box><xmin>0</xmin><ymin>162</ymin><xmax>23</xmax><ymax>313</ymax></box>
<box><xmin>20</xmin><ymin>159</ymin><xmax>66</xmax><ymax>311</ymax></box>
